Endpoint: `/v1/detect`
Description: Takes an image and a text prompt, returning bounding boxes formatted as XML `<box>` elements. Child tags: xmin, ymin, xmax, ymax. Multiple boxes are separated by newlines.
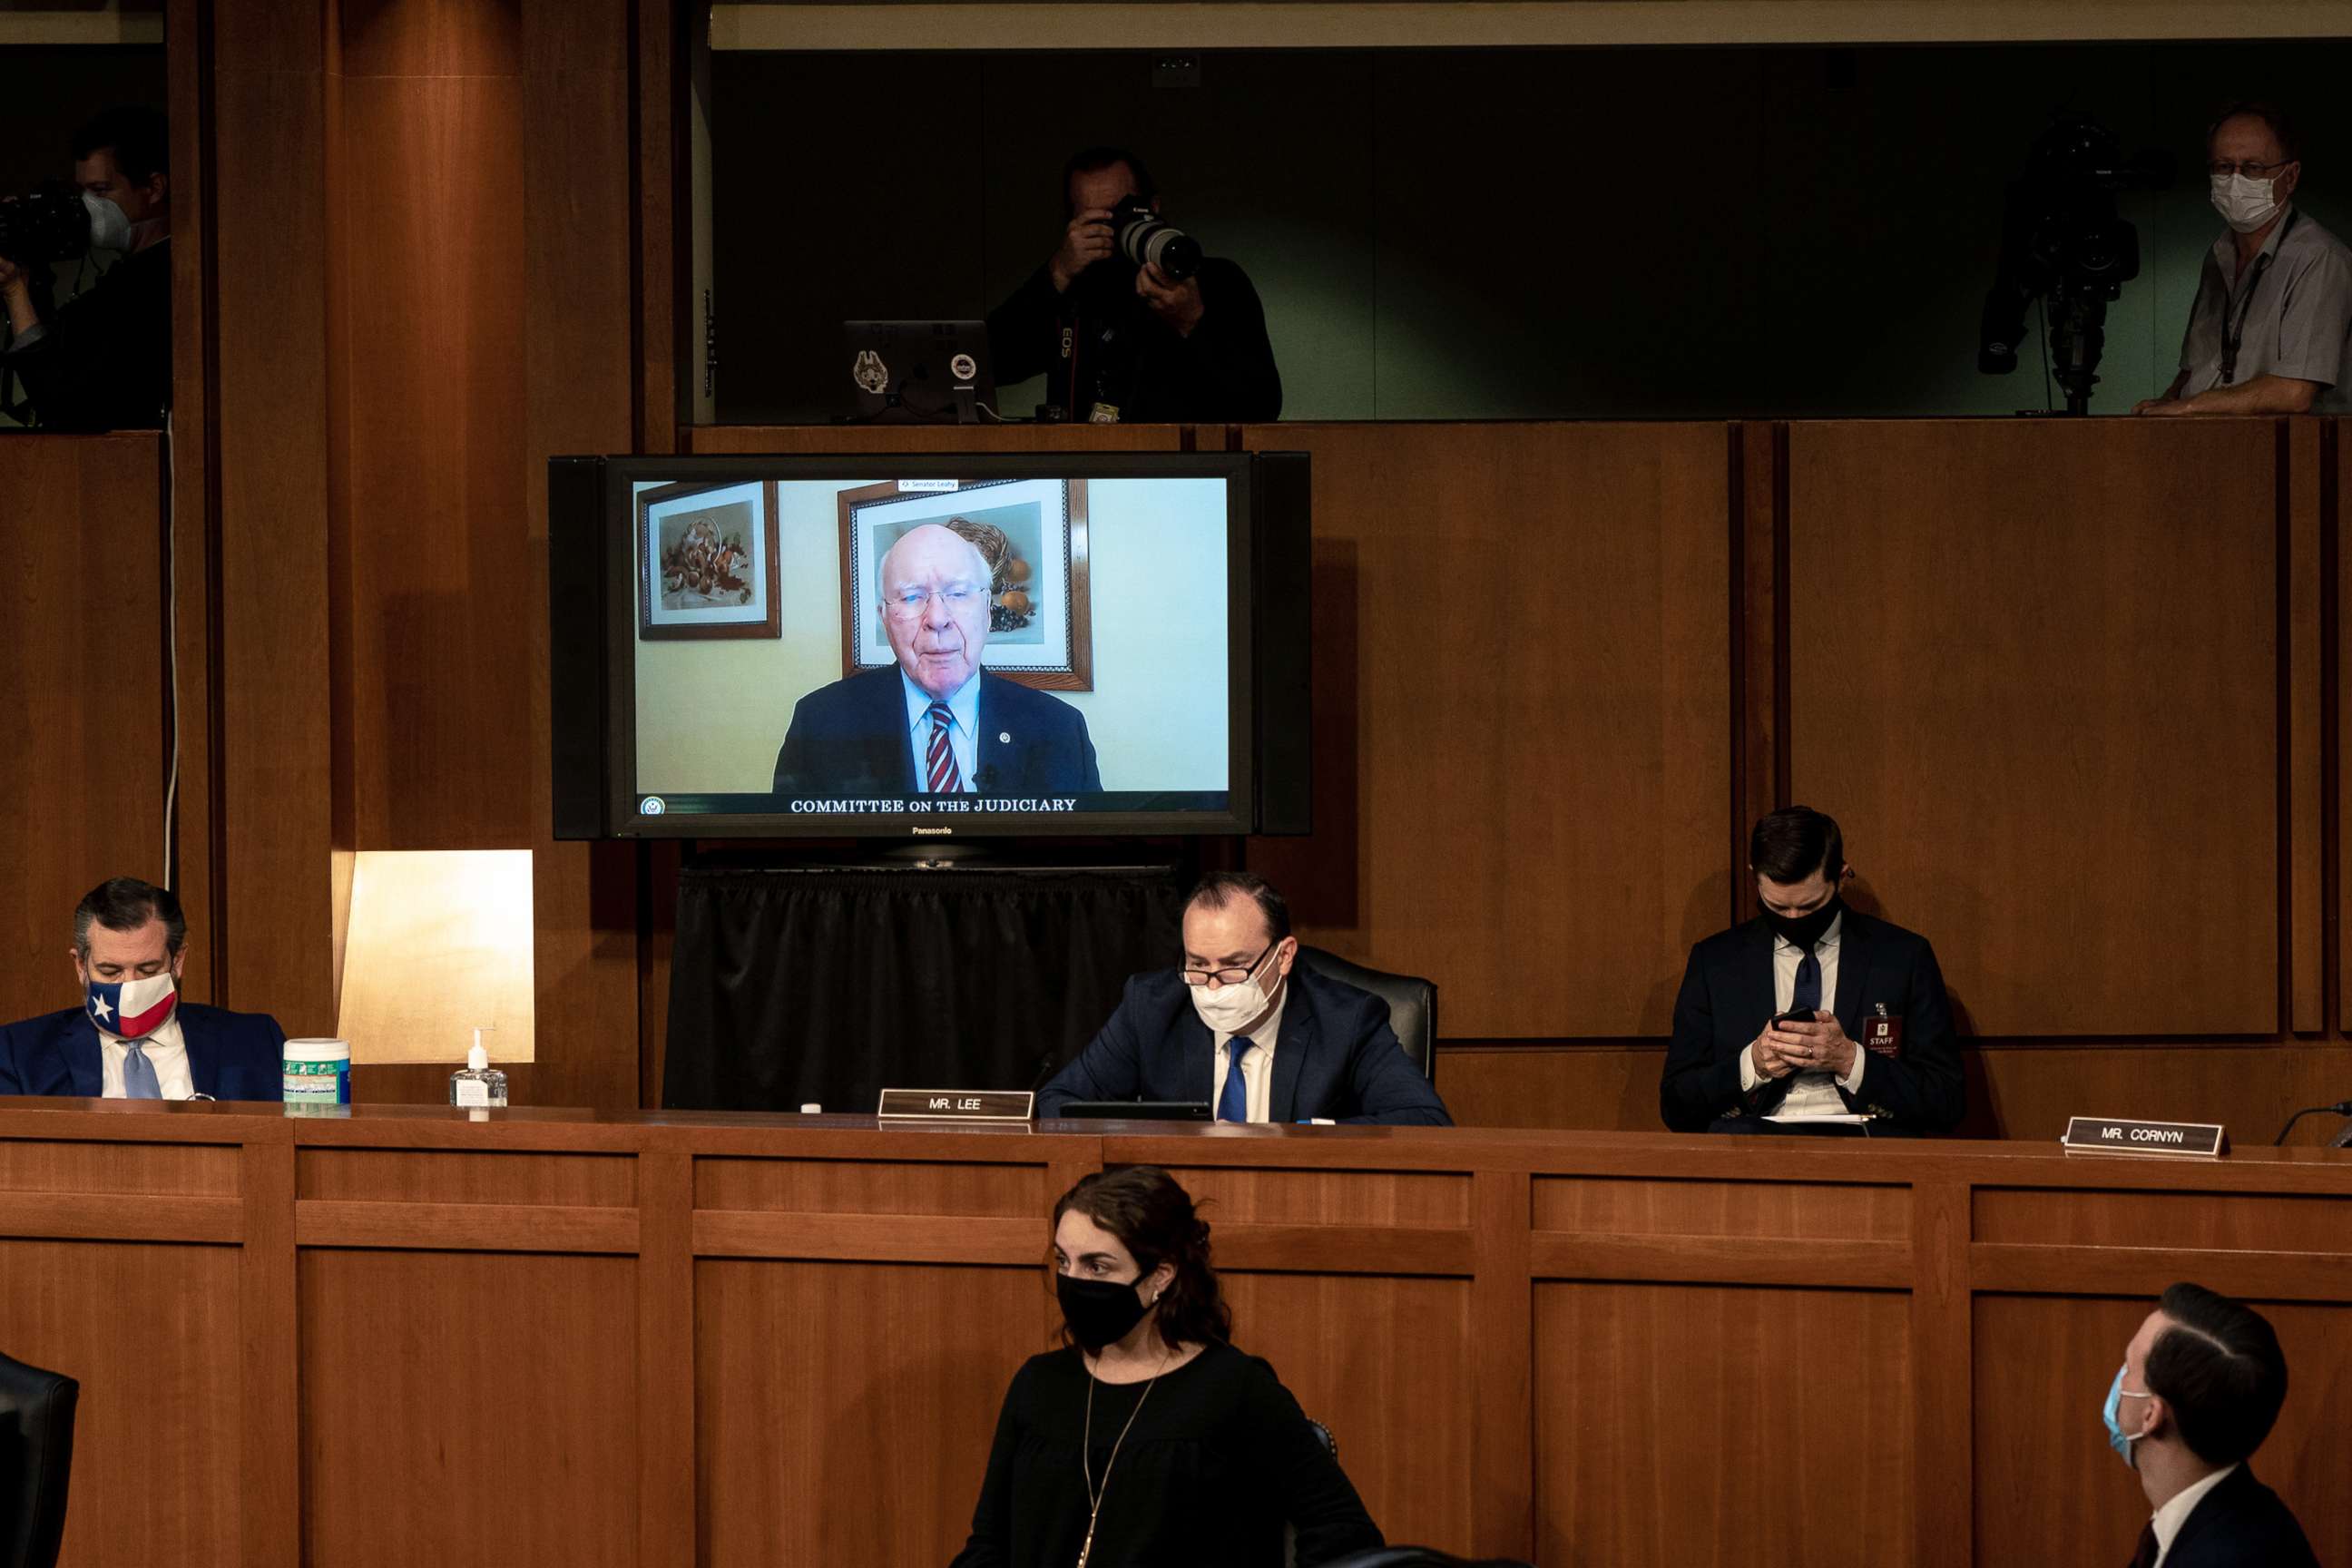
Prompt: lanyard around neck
<box><xmin>2221</xmin><ymin>209</ymin><xmax>2300</xmax><ymax>385</ymax></box>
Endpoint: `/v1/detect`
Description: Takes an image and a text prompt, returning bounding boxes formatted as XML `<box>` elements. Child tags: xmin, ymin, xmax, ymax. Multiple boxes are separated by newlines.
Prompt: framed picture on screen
<box><xmin>636</xmin><ymin>478</ymin><xmax>783</xmax><ymax>641</ymax></box>
<box><xmin>838</xmin><ymin>477</ymin><xmax>1093</xmax><ymax>691</ymax></box>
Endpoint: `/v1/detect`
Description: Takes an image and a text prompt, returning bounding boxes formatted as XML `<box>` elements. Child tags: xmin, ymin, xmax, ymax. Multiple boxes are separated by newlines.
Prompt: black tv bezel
<box><xmin>600</xmin><ymin>451</ymin><xmax>1259</xmax><ymax>839</ymax></box>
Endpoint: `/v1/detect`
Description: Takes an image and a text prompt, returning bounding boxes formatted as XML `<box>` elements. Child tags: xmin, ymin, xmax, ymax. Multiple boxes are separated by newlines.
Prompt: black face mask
<box><xmin>1759</xmin><ymin>892</ymin><xmax>1843</xmax><ymax>950</ymax></box>
<box><xmin>1057</xmin><ymin>1273</ymin><xmax>1152</xmax><ymax>1352</ymax></box>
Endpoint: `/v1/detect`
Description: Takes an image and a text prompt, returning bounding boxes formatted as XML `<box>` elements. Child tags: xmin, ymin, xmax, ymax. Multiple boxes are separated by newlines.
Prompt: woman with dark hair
<box><xmin>950</xmin><ymin>1166</ymin><xmax>1383</xmax><ymax>1567</ymax></box>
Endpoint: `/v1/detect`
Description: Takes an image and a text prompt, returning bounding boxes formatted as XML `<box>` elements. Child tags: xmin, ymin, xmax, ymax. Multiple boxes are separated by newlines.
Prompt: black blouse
<box><xmin>949</xmin><ymin>1340</ymin><xmax>1384</xmax><ymax>1568</ymax></box>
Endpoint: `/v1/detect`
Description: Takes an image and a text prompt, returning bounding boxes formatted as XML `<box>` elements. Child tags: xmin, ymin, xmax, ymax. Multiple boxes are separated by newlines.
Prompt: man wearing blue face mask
<box><xmin>0</xmin><ymin>877</ymin><xmax>286</xmax><ymax>1102</ymax></box>
<box><xmin>0</xmin><ymin>104</ymin><xmax>172</xmax><ymax>430</ymax></box>
<box><xmin>1036</xmin><ymin>871</ymin><xmax>1450</xmax><ymax>1125</ymax></box>
<box><xmin>2135</xmin><ymin>102</ymin><xmax>2352</xmax><ymax>417</ymax></box>
<box><xmin>2102</xmin><ymin>1284</ymin><xmax>2317</xmax><ymax>1568</ymax></box>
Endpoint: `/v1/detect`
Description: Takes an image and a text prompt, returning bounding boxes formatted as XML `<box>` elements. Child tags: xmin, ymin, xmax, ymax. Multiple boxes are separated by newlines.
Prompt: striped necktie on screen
<box><xmin>925</xmin><ymin>701</ymin><xmax>962</xmax><ymax>793</ymax></box>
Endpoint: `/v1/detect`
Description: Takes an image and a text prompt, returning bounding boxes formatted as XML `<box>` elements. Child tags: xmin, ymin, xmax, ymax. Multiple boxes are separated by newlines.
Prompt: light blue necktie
<box><xmin>1218</xmin><ymin>1039</ymin><xmax>1250</xmax><ymax>1122</ymax></box>
<box><xmin>122</xmin><ymin>1038</ymin><xmax>162</xmax><ymax>1099</ymax></box>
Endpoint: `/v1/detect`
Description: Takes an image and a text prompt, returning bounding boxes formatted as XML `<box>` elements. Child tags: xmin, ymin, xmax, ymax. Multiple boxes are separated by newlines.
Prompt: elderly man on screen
<box><xmin>770</xmin><ymin>523</ymin><xmax>1101</xmax><ymax>798</ymax></box>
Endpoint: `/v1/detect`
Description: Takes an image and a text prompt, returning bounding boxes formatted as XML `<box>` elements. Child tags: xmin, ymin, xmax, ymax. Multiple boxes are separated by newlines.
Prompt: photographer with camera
<box><xmin>1</xmin><ymin>106</ymin><xmax>172</xmax><ymax>431</ymax></box>
<box><xmin>2134</xmin><ymin>103</ymin><xmax>2352</xmax><ymax>417</ymax></box>
<box><xmin>985</xmin><ymin>146</ymin><xmax>1280</xmax><ymax>424</ymax></box>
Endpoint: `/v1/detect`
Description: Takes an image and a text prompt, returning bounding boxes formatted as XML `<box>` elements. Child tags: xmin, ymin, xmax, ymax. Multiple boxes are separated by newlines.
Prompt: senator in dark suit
<box><xmin>772</xmin><ymin>521</ymin><xmax>1101</xmax><ymax>799</ymax></box>
<box><xmin>1039</xmin><ymin>872</ymin><xmax>1450</xmax><ymax>1126</ymax></box>
<box><xmin>1661</xmin><ymin>807</ymin><xmax>1964</xmax><ymax>1135</ymax></box>
<box><xmin>1</xmin><ymin>875</ymin><xmax>287</xmax><ymax>1102</ymax></box>
<box><xmin>772</xmin><ymin>666</ymin><xmax>1101</xmax><ymax>798</ymax></box>
<box><xmin>0</xmin><ymin>1004</ymin><xmax>286</xmax><ymax>1102</ymax></box>
<box><xmin>2104</xmin><ymin>1283</ymin><xmax>2318</xmax><ymax>1568</ymax></box>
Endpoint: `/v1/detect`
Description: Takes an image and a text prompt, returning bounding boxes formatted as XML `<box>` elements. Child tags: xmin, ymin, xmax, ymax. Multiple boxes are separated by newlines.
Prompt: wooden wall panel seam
<box><xmin>693</xmin><ymin>1210</ymin><xmax>1044</xmax><ymax>1262</ymax></box>
<box><xmin>637</xmin><ymin>1150</ymin><xmax>696</xmax><ymax>1568</ymax></box>
<box><xmin>1971</xmin><ymin>1240</ymin><xmax>2352</xmax><ymax>1299</ymax></box>
<box><xmin>238</xmin><ymin>1137</ymin><xmax>299</xmax><ymax>1566</ymax></box>
<box><xmin>2328</xmin><ymin>418</ymin><xmax>2345</xmax><ymax>1033</ymax></box>
<box><xmin>0</xmin><ymin>1194</ymin><xmax>242</xmax><ymax>1244</ymax></box>
<box><xmin>2288</xmin><ymin>417</ymin><xmax>2324</xmax><ymax>1031</ymax></box>
<box><xmin>1527</xmin><ymin>1233</ymin><xmax>1912</xmax><ymax>1289</ymax></box>
<box><xmin>1911</xmin><ymin>1181</ymin><xmax>1971</xmax><ymax>1568</ymax></box>
<box><xmin>293</xmin><ymin>1199</ymin><xmax>640</xmax><ymax>1253</ymax></box>
<box><xmin>1470</xmin><ymin>1170</ymin><xmax>1534</xmax><ymax>1561</ymax></box>
<box><xmin>1205</xmin><ymin>1225</ymin><xmax>1475</xmax><ymax>1276</ymax></box>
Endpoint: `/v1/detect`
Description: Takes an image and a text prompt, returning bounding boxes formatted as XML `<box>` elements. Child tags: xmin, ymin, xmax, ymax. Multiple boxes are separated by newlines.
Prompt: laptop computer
<box><xmin>842</xmin><ymin>319</ymin><xmax>992</xmax><ymax>424</ymax></box>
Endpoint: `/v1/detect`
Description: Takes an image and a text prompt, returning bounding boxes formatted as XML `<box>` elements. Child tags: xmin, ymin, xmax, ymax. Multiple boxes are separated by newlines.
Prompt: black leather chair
<box><xmin>0</xmin><ymin>1351</ymin><xmax>79</xmax><ymax>1568</ymax></box>
<box><xmin>1297</xmin><ymin>946</ymin><xmax>1437</xmax><ymax>1082</ymax></box>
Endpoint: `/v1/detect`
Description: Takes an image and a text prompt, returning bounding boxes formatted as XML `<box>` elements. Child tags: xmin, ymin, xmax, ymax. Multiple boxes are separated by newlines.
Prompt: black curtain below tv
<box><xmin>663</xmin><ymin>863</ymin><xmax>1185</xmax><ymax>1113</ymax></box>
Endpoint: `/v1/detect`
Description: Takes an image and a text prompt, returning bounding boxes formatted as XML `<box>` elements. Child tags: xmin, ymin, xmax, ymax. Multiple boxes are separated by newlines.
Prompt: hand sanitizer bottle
<box><xmin>449</xmin><ymin>1027</ymin><xmax>508</xmax><ymax>1108</ymax></box>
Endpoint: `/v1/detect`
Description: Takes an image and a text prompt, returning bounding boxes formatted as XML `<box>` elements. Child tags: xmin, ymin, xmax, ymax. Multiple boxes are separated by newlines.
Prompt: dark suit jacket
<box><xmin>771</xmin><ymin>667</ymin><xmax>1102</xmax><ymax>798</ymax></box>
<box><xmin>1660</xmin><ymin>909</ymin><xmax>1964</xmax><ymax>1134</ymax></box>
<box><xmin>0</xmin><ymin>1003</ymin><xmax>288</xmax><ymax>1102</ymax></box>
<box><xmin>1038</xmin><ymin>967</ymin><xmax>1451</xmax><ymax>1126</ymax></box>
<box><xmin>2160</xmin><ymin>1464</ymin><xmax>2319</xmax><ymax>1568</ymax></box>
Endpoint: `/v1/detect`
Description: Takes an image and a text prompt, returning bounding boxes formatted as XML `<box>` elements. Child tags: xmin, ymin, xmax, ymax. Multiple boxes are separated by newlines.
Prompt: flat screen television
<box><xmin>547</xmin><ymin>450</ymin><xmax>1311</xmax><ymax>838</ymax></box>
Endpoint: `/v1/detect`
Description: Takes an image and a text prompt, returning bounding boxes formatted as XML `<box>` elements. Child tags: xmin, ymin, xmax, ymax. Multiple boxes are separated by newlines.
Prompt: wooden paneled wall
<box><xmin>4</xmin><ymin>1105</ymin><xmax>2348</xmax><ymax>1568</ymax></box>
<box><xmin>1230</xmin><ymin>416</ymin><xmax>2351</xmax><ymax>1143</ymax></box>
<box><xmin>15</xmin><ymin>4</ymin><xmax>2334</xmax><ymax>1146</ymax></box>
<box><xmin>132</xmin><ymin>0</ymin><xmax>651</xmax><ymax>1108</ymax></box>
<box><xmin>0</xmin><ymin>437</ymin><xmax>168</xmax><ymax>1025</ymax></box>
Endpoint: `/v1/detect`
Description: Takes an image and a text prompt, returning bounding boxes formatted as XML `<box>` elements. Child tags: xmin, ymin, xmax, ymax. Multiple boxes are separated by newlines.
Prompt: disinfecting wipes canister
<box><xmin>282</xmin><ymin>1037</ymin><xmax>352</xmax><ymax>1106</ymax></box>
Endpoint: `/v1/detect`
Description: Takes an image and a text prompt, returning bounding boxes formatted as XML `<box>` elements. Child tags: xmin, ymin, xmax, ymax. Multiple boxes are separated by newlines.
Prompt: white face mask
<box><xmin>2210</xmin><ymin>171</ymin><xmax>2285</xmax><ymax>235</ymax></box>
<box><xmin>1188</xmin><ymin>949</ymin><xmax>1281</xmax><ymax>1034</ymax></box>
<box><xmin>83</xmin><ymin>191</ymin><xmax>132</xmax><ymax>252</ymax></box>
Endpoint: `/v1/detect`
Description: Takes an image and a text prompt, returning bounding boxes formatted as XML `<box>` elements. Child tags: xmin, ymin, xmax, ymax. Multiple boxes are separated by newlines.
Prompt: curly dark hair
<box><xmin>1051</xmin><ymin>1166</ymin><xmax>1231</xmax><ymax>1353</ymax></box>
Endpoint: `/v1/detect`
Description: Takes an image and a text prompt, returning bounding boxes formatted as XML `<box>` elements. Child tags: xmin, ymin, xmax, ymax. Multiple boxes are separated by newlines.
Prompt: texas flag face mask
<box><xmin>86</xmin><ymin>972</ymin><xmax>178</xmax><ymax>1040</ymax></box>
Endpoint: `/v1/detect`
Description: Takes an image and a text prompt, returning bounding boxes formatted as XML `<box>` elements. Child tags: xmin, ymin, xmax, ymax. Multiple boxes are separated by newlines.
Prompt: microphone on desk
<box><xmin>1026</xmin><ymin>1049</ymin><xmax>1060</xmax><ymax>1093</ymax></box>
<box><xmin>2271</xmin><ymin>1100</ymin><xmax>2352</xmax><ymax>1146</ymax></box>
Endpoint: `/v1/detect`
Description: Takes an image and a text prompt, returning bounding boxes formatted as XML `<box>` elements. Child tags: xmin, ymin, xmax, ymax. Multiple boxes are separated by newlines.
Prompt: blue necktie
<box><xmin>1790</xmin><ymin>943</ymin><xmax>1822</xmax><ymax>1015</ymax></box>
<box><xmin>1218</xmin><ymin>1040</ymin><xmax>1250</xmax><ymax>1122</ymax></box>
<box><xmin>122</xmin><ymin>1038</ymin><xmax>162</xmax><ymax>1099</ymax></box>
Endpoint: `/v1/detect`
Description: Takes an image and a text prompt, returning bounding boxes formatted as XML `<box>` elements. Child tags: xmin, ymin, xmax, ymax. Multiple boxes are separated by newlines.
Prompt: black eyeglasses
<box><xmin>1181</xmin><ymin>939</ymin><xmax>1279</xmax><ymax>988</ymax></box>
<box><xmin>2209</xmin><ymin>160</ymin><xmax>2291</xmax><ymax>179</ymax></box>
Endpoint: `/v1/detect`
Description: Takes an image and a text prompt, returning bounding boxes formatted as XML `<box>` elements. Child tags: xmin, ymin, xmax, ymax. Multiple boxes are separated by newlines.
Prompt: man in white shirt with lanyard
<box><xmin>2136</xmin><ymin>101</ymin><xmax>2352</xmax><ymax>416</ymax></box>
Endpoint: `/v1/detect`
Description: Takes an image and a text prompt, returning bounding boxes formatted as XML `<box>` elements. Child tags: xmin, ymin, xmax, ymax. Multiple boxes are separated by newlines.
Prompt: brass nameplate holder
<box><xmin>877</xmin><ymin>1088</ymin><xmax>1034</xmax><ymax>1122</ymax></box>
<box><xmin>2061</xmin><ymin>1116</ymin><xmax>2229</xmax><ymax>1160</ymax></box>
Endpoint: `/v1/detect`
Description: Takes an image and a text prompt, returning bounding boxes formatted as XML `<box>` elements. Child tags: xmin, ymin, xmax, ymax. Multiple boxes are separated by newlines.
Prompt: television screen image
<box><xmin>549</xmin><ymin>451</ymin><xmax>1304</xmax><ymax>838</ymax></box>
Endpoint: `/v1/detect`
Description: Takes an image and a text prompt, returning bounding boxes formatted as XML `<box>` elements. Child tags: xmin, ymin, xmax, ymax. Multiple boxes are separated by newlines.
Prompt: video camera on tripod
<box><xmin>1977</xmin><ymin>114</ymin><xmax>2175</xmax><ymax>414</ymax></box>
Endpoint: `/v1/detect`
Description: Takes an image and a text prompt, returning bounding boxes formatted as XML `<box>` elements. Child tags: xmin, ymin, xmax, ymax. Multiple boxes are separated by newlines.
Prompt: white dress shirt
<box><xmin>1739</xmin><ymin>913</ymin><xmax>1867</xmax><ymax>1116</ymax></box>
<box><xmin>2150</xmin><ymin>1464</ymin><xmax>2238</xmax><ymax>1568</ymax></box>
<box><xmin>99</xmin><ymin>1014</ymin><xmax>198</xmax><ymax>1100</ymax></box>
<box><xmin>901</xmin><ymin>669</ymin><xmax>980</xmax><ymax>791</ymax></box>
<box><xmin>1209</xmin><ymin>985</ymin><xmax>1290</xmax><ymax>1124</ymax></box>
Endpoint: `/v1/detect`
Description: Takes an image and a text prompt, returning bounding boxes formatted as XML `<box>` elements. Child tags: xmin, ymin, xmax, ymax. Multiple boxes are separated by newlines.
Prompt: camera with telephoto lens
<box><xmin>1111</xmin><ymin>196</ymin><xmax>1201</xmax><ymax>284</ymax></box>
<box><xmin>0</xmin><ymin>187</ymin><xmax>93</xmax><ymax>271</ymax></box>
